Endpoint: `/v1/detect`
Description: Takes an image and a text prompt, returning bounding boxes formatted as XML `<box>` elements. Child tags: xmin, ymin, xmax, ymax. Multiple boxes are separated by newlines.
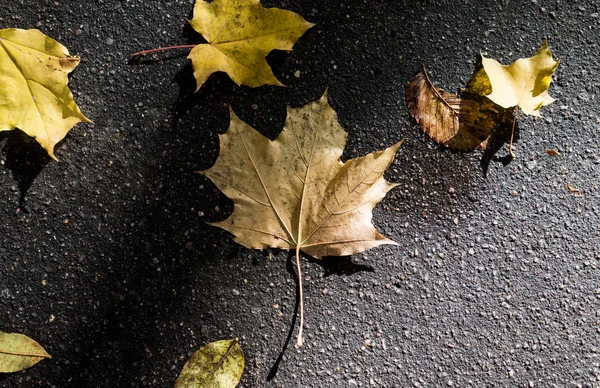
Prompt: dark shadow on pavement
<box><xmin>0</xmin><ymin>130</ymin><xmax>51</xmax><ymax>211</ymax></box>
<box><xmin>481</xmin><ymin>119</ymin><xmax>520</xmax><ymax>175</ymax></box>
<box><xmin>267</xmin><ymin>252</ymin><xmax>300</xmax><ymax>381</ymax></box>
<box><xmin>267</xmin><ymin>253</ymin><xmax>374</xmax><ymax>381</ymax></box>
<box><xmin>310</xmin><ymin>255</ymin><xmax>375</xmax><ymax>277</ymax></box>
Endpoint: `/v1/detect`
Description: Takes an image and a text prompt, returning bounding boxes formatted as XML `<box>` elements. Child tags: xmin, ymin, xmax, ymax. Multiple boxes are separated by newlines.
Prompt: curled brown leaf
<box><xmin>406</xmin><ymin>66</ymin><xmax>513</xmax><ymax>152</ymax></box>
<box><xmin>566</xmin><ymin>183</ymin><xmax>580</xmax><ymax>195</ymax></box>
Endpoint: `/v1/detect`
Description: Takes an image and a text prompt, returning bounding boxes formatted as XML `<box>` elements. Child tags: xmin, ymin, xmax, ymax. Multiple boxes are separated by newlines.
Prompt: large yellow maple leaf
<box><xmin>188</xmin><ymin>0</ymin><xmax>314</xmax><ymax>90</ymax></box>
<box><xmin>200</xmin><ymin>92</ymin><xmax>402</xmax><ymax>346</ymax></box>
<box><xmin>478</xmin><ymin>40</ymin><xmax>560</xmax><ymax>116</ymax></box>
<box><xmin>0</xmin><ymin>28</ymin><xmax>91</xmax><ymax>160</ymax></box>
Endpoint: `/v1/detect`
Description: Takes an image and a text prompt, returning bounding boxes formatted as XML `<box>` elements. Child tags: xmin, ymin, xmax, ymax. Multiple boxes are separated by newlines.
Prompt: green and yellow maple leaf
<box><xmin>470</xmin><ymin>40</ymin><xmax>559</xmax><ymax>116</ymax></box>
<box><xmin>188</xmin><ymin>0</ymin><xmax>314</xmax><ymax>90</ymax></box>
<box><xmin>0</xmin><ymin>28</ymin><xmax>91</xmax><ymax>160</ymax></box>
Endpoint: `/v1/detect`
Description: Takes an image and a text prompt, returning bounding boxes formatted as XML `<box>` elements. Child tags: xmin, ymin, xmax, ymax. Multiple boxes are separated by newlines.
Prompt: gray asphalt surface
<box><xmin>1</xmin><ymin>0</ymin><xmax>599</xmax><ymax>387</ymax></box>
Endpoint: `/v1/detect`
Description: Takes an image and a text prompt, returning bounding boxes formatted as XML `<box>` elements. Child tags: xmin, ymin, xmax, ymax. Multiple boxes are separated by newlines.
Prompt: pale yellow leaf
<box><xmin>0</xmin><ymin>28</ymin><xmax>91</xmax><ymax>160</ymax></box>
<box><xmin>480</xmin><ymin>40</ymin><xmax>559</xmax><ymax>116</ymax></box>
<box><xmin>188</xmin><ymin>0</ymin><xmax>314</xmax><ymax>90</ymax></box>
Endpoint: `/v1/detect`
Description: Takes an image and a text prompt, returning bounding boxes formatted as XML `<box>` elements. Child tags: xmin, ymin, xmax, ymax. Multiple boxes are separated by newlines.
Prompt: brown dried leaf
<box><xmin>566</xmin><ymin>183</ymin><xmax>580</xmax><ymax>194</ymax></box>
<box><xmin>544</xmin><ymin>149</ymin><xmax>560</xmax><ymax>156</ymax></box>
<box><xmin>406</xmin><ymin>66</ymin><xmax>513</xmax><ymax>152</ymax></box>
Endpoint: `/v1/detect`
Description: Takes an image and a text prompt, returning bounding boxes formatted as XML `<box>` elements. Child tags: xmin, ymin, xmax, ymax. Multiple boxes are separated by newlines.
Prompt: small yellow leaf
<box><xmin>479</xmin><ymin>40</ymin><xmax>559</xmax><ymax>116</ymax></box>
<box><xmin>0</xmin><ymin>332</ymin><xmax>51</xmax><ymax>373</ymax></box>
<box><xmin>174</xmin><ymin>339</ymin><xmax>244</xmax><ymax>388</ymax></box>
<box><xmin>188</xmin><ymin>0</ymin><xmax>314</xmax><ymax>90</ymax></box>
<box><xmin>544</xmin><ymin>149</ymin><xmax>560</xmax><ymax>156</ymax></box>
<box><xmin>0</xmin><ymin>28</ymin><xmax>91</xmax><ymax>160</ymax></box>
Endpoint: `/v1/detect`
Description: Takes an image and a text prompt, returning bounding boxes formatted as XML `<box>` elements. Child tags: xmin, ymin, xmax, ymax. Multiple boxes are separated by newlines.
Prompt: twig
<box><xmin>509</xmin><ymin>106</ymin><xmax>518</xmax><ymax>158</ymax></box>
<box><xmin>295</xmin><ymin>244</ymin><xmax>305</xmax><ymax>348</ymax></box>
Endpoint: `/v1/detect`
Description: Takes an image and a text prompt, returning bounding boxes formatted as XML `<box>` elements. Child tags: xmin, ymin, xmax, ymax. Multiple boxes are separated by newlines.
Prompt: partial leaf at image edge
<box><xmin>0</xmin><ymin>28</ymin><xmax>91</xmax><ymax>160</ymax></box>
<box><xmin>174</xmin><ymin>339</ymin><xmax>244</xmax><ymax>388</ymax></box>
<box><xmin>0</xmin><ymin>332</ymin><xmax>51</xmax><ymax>373</ymax></box>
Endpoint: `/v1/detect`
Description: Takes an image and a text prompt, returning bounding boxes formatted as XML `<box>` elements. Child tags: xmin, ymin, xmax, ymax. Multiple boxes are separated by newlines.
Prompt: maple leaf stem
<box><xmin>130</xmin><ymin>45</ymin><xmax>197</xmax><ymax>57</ymax></box>
<box><xmin>509</xmin><ymin>106</ymin><xmax>518</xmax><ymax>158</ymax></box>
<box><xmin>295</xmin><ymin>244</ymin><xmax>305</xmax><ymax>348</ymax></box>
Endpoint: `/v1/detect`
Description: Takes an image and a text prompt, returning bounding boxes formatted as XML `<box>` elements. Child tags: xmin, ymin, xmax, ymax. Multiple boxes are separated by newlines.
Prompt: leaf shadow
<box><xmin>267</xmin><ymin>252</ymin><xmax>299</xmax><ymax>381</ymax></box>
<box><xmin>308</xmin><ymin>255</ymin><xmax>375</xmax><ymax>277</ymax></box>
<box><xmin>0</xmin><ymin>130</ymin><xmax>51</xmax><ymax>211</ymax></box>
<box><xmin>128</xmin><ymin>51</ymin><xmax>190</xmax><ymax>66</ymax></box>
<box><xmin>266</xmin><ymin>253</ymin><xmax>373</xmax><ymax>381</ymax></box>
<box><xmin>480</xmin><ymin>120</ymin><xmax>520</xmax><ymax>175</ymax></box>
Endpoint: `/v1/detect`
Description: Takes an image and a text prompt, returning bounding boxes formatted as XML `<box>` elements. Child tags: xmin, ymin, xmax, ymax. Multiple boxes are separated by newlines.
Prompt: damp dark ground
<box><xmin>1</xmin><ymin>1</ymin><xmax>599</xmax><ymax>387</ymax></box>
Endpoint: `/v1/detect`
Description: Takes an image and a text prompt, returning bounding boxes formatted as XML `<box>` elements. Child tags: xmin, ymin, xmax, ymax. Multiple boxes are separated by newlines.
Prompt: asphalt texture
<box><xmin>1</xmin><ymin>0</ymin><xmax>599</xmax><ymax>387</ymax></box>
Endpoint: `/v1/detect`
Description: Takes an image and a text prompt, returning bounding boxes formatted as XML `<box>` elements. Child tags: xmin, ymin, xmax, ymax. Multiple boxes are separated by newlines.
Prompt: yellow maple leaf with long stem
<box><xmin>200</xmin><ymin>92</ymin><xmax>402</xmax><ymax>347</ymax></box>
<box><xmin>0</xmin><ymin>28</ymin><xmax>91</xmax><ymax>160</ymax></box>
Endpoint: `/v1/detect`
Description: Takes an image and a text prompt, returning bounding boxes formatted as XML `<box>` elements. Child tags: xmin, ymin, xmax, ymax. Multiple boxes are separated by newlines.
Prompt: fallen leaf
<box><xmin>544</xmin><ymin>149</ymin><xmax>560</xmax><ymax>156</ymax></box>
<box><xmin>174</xmin><ymin>339</ymin><xmax>244</xmax><ymax>388</ymax></box>
<box><xmin>0</xmin><ymin>332</ymin><xmax>51</xmax><ymax>373</ymax></box>
<box><xmin>471</xmin><ymin>40</ymin><xmax>559</xmax><ymax>116</ymax></box>
<box><xmin>407</xmin><ymin>66</ymin><xmax>513</xmax><ymax>151</ymax></box>
<box><xmin>200</xmin><ymin>92</ymin><xmax>401</xmax><ymax>345</ymax></box>
<box><xmin>188</xmin><ymin>0</ymin><xmax>314</xmax><ymax>89</ymax></box>
<box><xmin>566</xmin><ymin>183</ymin><xmax>580</xmax><ymax>194</ymax></box>
<box><xmin>0</xmin><ymin>28</ymin><xmax>91</xmax><ymax>160</ymax></box>
<box><xmin>201</xmin><ymin>92</ymin><xmax>401</xmax><ymax>258</ymax></box>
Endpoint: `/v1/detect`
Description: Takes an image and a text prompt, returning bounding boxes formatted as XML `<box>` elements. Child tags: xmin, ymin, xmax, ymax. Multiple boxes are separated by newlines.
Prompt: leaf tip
<box><xmin>228</xmin><ymin>105</ymin><xmax>242</xmax><ymax>123</ymax></box>
<box><xmin>388</xmin><ymin>238</ymin><xmax>400</xmax><ymax>246</ymax></box>
<box><xmin>48</xmin><ymin>150</ymin><xmax>59</xmax><ymax>162</ymax></box>
<box><xmin>393</xmin><ymin>138</ymin><xmax>406</xmax><ymax>150</ymax></box>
